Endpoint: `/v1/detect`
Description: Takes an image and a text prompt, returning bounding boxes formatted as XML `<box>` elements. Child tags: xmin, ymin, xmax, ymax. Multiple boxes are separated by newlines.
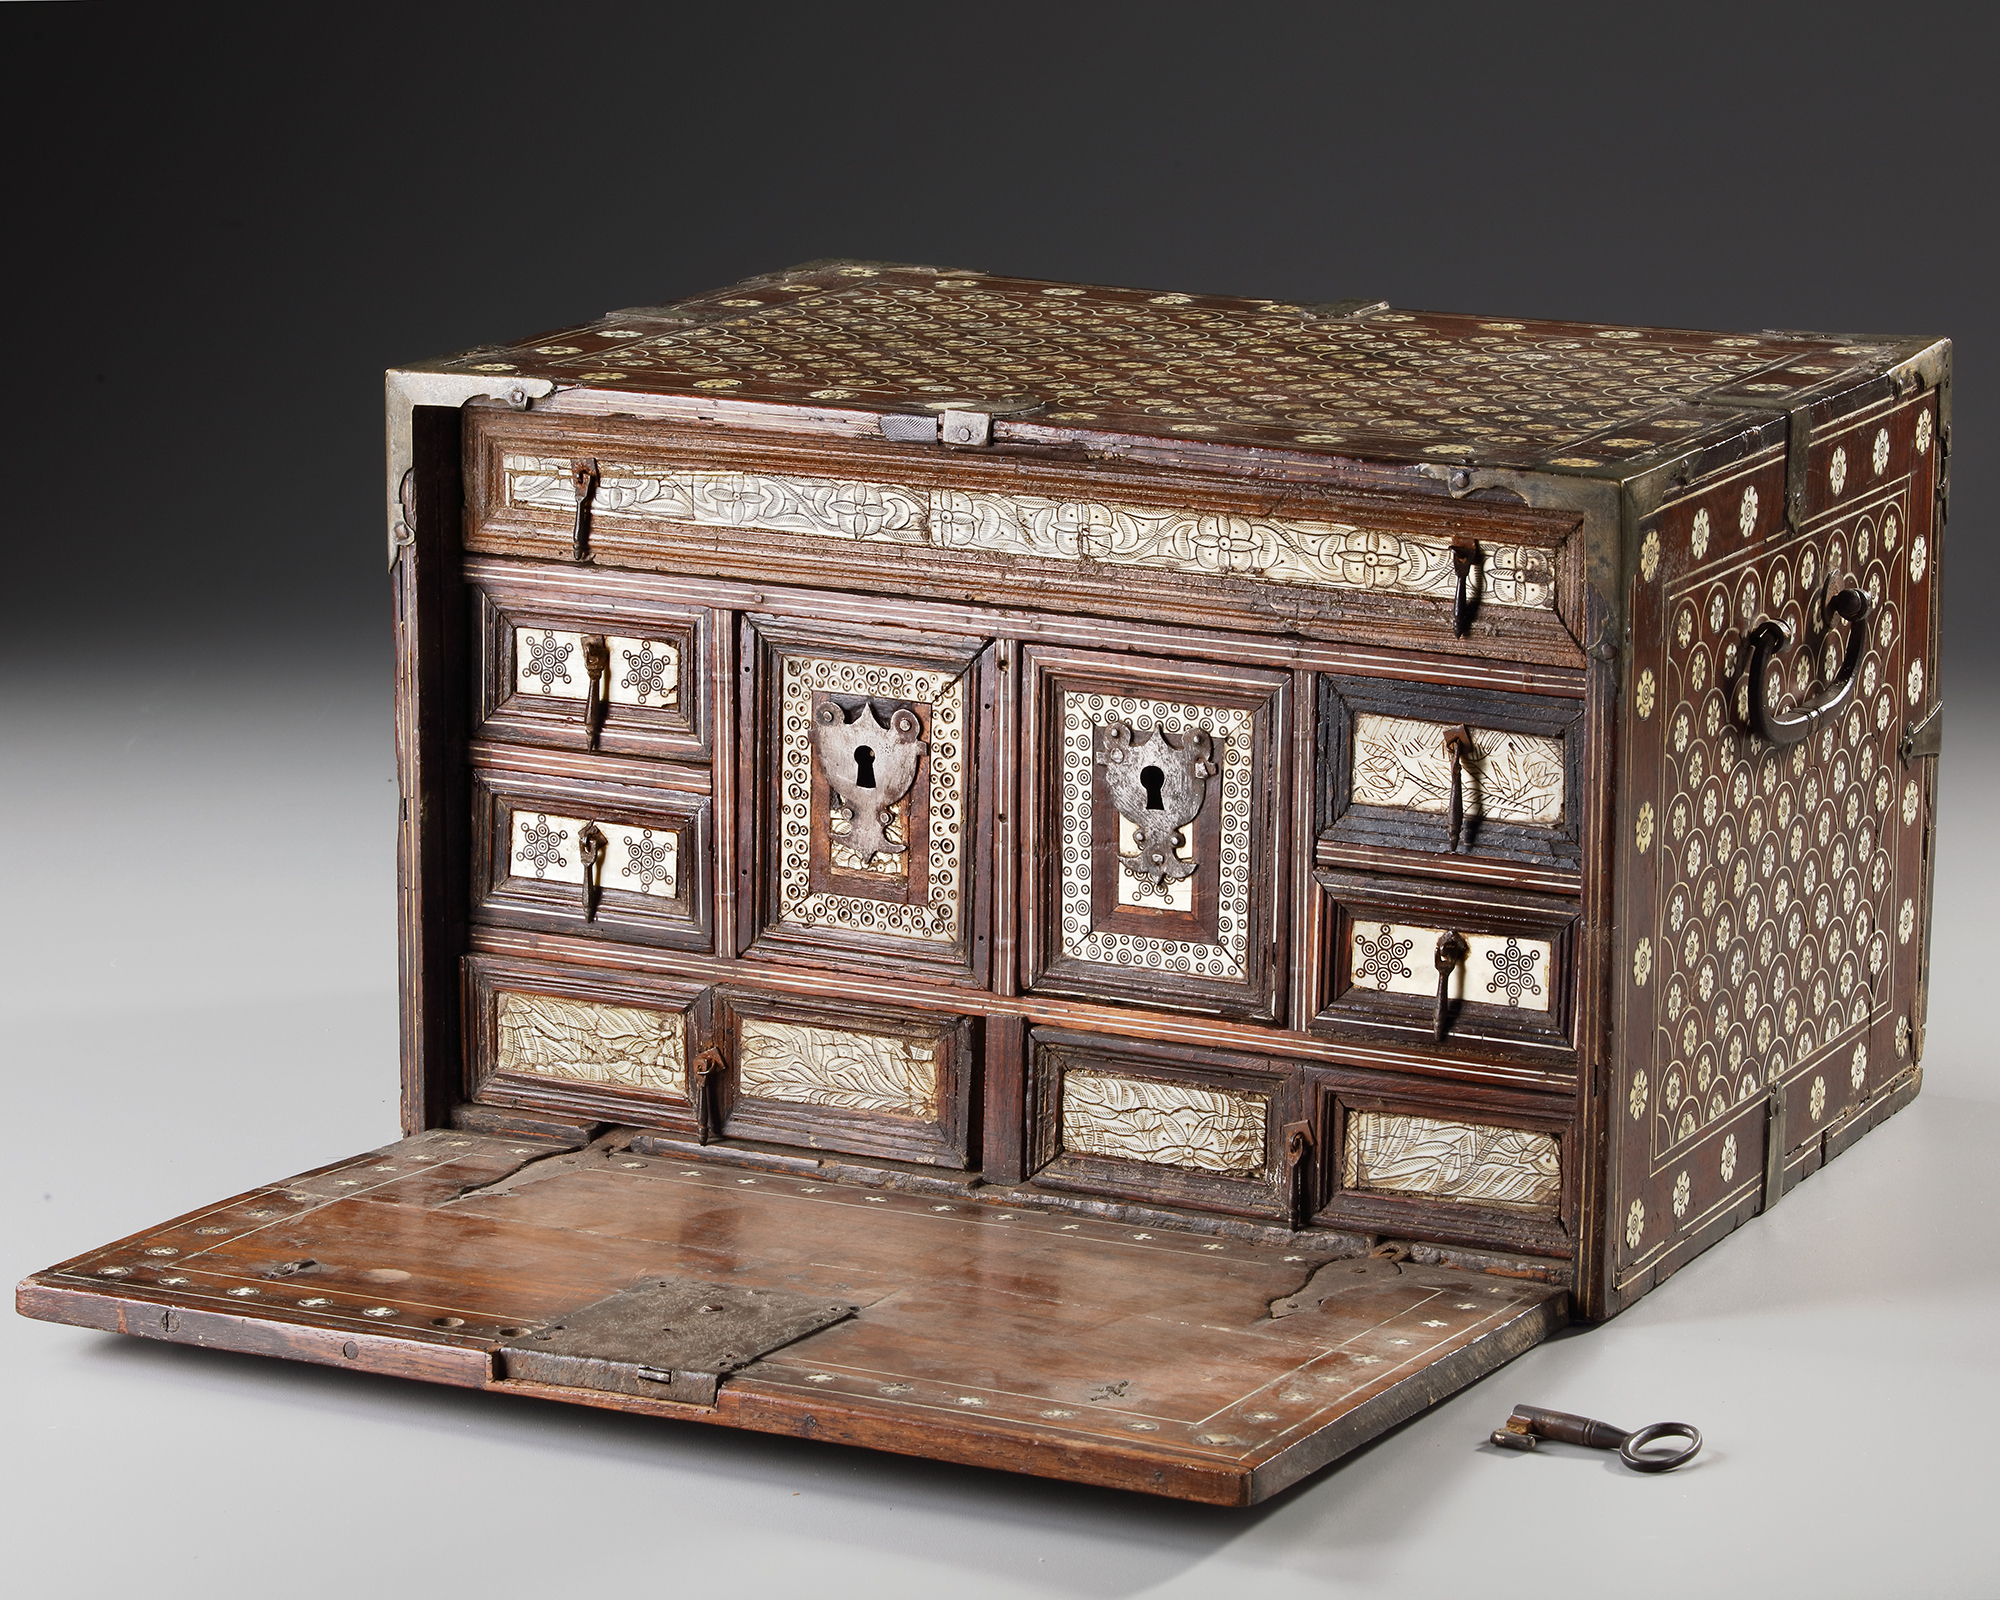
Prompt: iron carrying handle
<box><xmin>1745</xmin><ymin>585</ymin><xmax>1870</xmax><ymax>748</ymax></box>
<box><xmin>1490</xmin><ymin>1405</ymin><xmax>1702</xmax><ymax>1473</ymax></box>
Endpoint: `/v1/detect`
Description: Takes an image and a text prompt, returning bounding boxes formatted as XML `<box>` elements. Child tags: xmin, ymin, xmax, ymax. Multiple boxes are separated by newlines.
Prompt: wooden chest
<box><xmin>18</xmin><ymin>261</ymin><xmax>1950</xmax><ymax>1503</ymax></box>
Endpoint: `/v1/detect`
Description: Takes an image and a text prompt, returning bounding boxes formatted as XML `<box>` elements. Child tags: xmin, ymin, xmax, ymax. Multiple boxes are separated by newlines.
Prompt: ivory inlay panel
<box><xmin>1060</xmin><ymin>1071</ymin><xmax>1267</xmax><ymax>1175</ymax></box>
<box><xmin>1343</xmin><ymin>1111</ymin><xmax>1561</xmax><ymax>1210</ymax></box>
<box><xmin>777</xmin><ymin>655</ymin><xmax>966</xmax><ymax>944</ymax></box>
<box><xmin>1349</xmin><ymin>713</ymin><xmax>1565</xmax><ymax>824</ymax></box>
<box><xmin>495</xmin><ymin>991</ymin><xmax>686</xmax><ymax>1095</ymax></box>
<box><xmin>1062</xmin><ymin>692</ymin><xmax>1251</xmax><ymax>977</ymax></box>
<box><xmin>1349</xmin><ymin>922</ymin><xmax>1552</xmax><ymax>1010</ymax></box>
<box><xmin>511</xmin><ymin>811</ymin><xmax>679</xmax><ymax>899</ymax></box>
<box><xmin>736</xmin><ymin>1019</ymin><xmax>939</xmax><ymax>1119</ymax></box>
<box><xmin>502</xmin><ymin>456</ymin><xmax>1556</xmax><ymax>609</ymax></box>
<box><xmin>516</xmin><ymin>628</ymin><xmax>680</xmax><ymax>707</ymax></box>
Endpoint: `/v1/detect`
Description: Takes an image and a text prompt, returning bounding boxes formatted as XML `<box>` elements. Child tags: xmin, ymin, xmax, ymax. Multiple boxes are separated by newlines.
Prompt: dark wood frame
<box><xmin>1020</xmin><ymin>647</ymin><xmax>1291</xmax><ymax>1022</ymax></box>
<box><xmin>463</xmin><ymin>952</ymin><xmax>709</xmax><ymax>1136</ymax></box>
<box><xmin>740</xmin><ymin>612</ymin><xmax>994</xmax><ymax>987</ymax></box>
<box><xmin>1305</xmin><ymin>1067</ymin><xmax>1574</xmax><ymax>1259</ymax></box>
<box><xmin>1024</xmin><ymin>1028</ymin><xmax>1302</xmax><ymax>1221</ymax></box>
<box><xmin>1308</xmin><ymin>869</ymin><xmax>1579</xmax><ymax>1062</ymax></box>
<box><xmin>471</xmin><ymin>563</ymin><xmax>710</xmax><ymax>764</ymax></box>
<box><xmin>1316</xmin><ymin>673</ymin><xmax>1586</xmax><ymax>877</ymax></box>
<box><xmin>471</xmin><ymin>763</ymin><xmax>713</xmax><ymax>953</ymax></box>
<box><xmin>713</xmin><ymin>986</ymin><xmax>976</xmax><ymax>1169</ymax></box>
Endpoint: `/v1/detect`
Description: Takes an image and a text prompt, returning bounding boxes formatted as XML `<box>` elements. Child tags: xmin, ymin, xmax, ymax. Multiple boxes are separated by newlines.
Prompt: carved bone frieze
<box><xmin>1096</xmin><ymin>721</ymin><xmax>1215</xmax><ymax>898</ymax></box>
<box><xmin>1060</xmin><ymin>1070</ymin><xmax>1267</xmax><ymax>1176</ymax></box>
<box><xmin>494</xmin><ymin>991</ymin><xmax>686</xmax><ymax>1095</ymax></box>
<box><xmin>1342</xmin><ymin>1111</ymin><xmax>1560</xmax><ymax>1211</ymax></box>
<box><xmin>736</xmin><ymin>1018</ymin><xmax>939</xmax><ymax>1120</ymax></box>
<box><xmin>813</xmin><ymin>701</ymin><xmax>927</xmax><ymax>866</ymax></box>
<box><xmin>502</xmin><ymin>457</ymin><xmax>1557</xmax><ymax>610</ymax></box>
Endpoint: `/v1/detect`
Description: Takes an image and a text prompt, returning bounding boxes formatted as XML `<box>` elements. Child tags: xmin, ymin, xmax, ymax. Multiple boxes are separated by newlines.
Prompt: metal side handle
<box><xmin>1745</xmin><ymin>585</ymin><xmax>1869</xmax><ymax>748</ymax></box>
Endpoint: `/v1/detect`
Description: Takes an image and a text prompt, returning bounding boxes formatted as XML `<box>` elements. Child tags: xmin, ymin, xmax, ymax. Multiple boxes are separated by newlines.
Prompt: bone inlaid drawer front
<box><xmin>1349</xmin><ymin>921</ymin><xmax>1553</xmax><ymax>1012</ymax></box>
<box><xmin>737</xmin><ymin>1018</ymin><xmax>940</xmax><ymax>1120</ymax></box>
<box><xmin>495</xmin><ymin>989</ymin><xmax>686</xmax><ymax>1095</ymax></box>
<box><xmin>1060</xmin><ymin>1070</ymin><xmax>1267</xmax><ymax>1175</ymax></box>
<box><xmin>516</xmin><ymin>628</ymin><xmax>680</xmax><ymax>708</ymax></box>
<box><xmin>511</xmin><ymin>810</ymin><xmax>679</xmax><ymax>899</ymax></box>
<box><xmin>1349</xmin><ymin>714</ymin><xmax>1565</xmax><ymax>825</ymax></box>
<box><xmin>1342</xmin><ymin>1111</ymin><xmax>1561</xmax><ymax>1211</ymax></box>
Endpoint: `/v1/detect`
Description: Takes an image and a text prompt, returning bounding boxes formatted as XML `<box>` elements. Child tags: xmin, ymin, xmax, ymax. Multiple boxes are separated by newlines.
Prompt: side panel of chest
<box><xmin>1606</xmin><ymin>392</ymin><xmax>1942</xmax><ymax>1311</ymax></box>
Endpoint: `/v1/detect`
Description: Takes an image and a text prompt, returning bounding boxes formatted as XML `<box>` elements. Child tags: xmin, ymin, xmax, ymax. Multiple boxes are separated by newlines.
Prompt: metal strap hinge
<box><xmin>1900</xmin><ymin>702</ymin><xmax>1943</xmax><ymax>765</ymax></box>
<box><xmin>1762</xmin><ymin>1079</ymin><xmax>1789</xmax><ymax>1213</ymax></box>
<box><xmin>878</xmin><ymin>394</ymin><xmax>1045</xmax><ymax>448</ymax></box>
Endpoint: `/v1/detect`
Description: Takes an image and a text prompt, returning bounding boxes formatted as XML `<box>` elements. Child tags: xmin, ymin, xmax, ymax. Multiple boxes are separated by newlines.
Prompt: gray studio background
<box><xmin>7</xmin><ymin>6</ymin><xmax>1995</xmax><ymax>1597</ymax></box>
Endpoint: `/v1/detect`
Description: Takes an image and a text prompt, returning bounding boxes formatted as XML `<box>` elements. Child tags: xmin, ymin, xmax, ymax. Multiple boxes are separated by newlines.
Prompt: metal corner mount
<box><xmin>384</xmin><ymin>368</ymin><xmax>559</xmax><ymax>567</ymax></box>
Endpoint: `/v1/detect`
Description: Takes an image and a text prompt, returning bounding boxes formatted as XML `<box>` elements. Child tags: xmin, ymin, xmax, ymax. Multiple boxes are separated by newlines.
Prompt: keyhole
<box><xmin>1140</xmin><ymin>766</ymin><xmax>1166</xmax><ymax>810</ymax></box>
<box><xmin>853</xmin><ymin>746</ymin><xmax>877</xmax><ymax>789</ymax></box>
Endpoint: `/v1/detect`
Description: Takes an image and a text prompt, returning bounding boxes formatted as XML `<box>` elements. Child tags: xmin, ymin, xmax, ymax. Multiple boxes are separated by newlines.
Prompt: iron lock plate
<box><xmin>496</xmin><ymin>1277</ymin><xmax>857</xmax><ymax>1406</ymax></box>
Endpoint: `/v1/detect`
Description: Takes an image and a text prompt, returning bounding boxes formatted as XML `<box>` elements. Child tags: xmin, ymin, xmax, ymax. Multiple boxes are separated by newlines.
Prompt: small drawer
<box><xmin>1305</xmin><ymin>1074</ymin><xmax>1573</xmax><ymax>1258</ymax></box>
<box><xmin>1317</xmin><ymin>674</ymin><xmax>1583</xmax><ymax>880</ymax></box>
<box><xmin>1024</xmin><ymin>1029</ymin><xmax>1304</xmax><ymax>1221</ymax></box>
<box><xmin>1021</xmin><ymin>647</ymin><xmax>1289</xmax><ymax>1020</ymax></box>
<box><xmin>713</xmin><ymin>989</ymin><xmax>973</xmax><ymax>1169</ymax></box>
<box><xmin>474</xmin><ymin>765</ymin><xmax>712</xmax><ymax>951</ymax></box>
<box><xmin>471</xmin><ymin>560</ymin><xmax>710</xmax><ymax>762</ymax></box>
<box><xmin>464</xmin><ymin>954</ymin><xmax>708</xmax><ymax>1135</ymax></box>
<box><xmin>1310</xmin><ymin>870</ymin><xmax>1578</xmax><ymax>1059</ymax></box>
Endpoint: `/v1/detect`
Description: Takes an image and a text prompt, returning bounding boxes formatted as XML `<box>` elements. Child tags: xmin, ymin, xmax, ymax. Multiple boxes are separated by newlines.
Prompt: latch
<box><xmin>877</xmin><ymin>394</ymin><xmax>1045</xmax><ymax>447</ymax></box>
<box><xmin>1762</xmin><ymin>1076</ymin><xmax>1788</xmax><ymax>1213</ymax></box>
<box><xmin>1900</xmin><ymin>702</ymin><xmax>1943</xmax><ymax>766</ymax></box>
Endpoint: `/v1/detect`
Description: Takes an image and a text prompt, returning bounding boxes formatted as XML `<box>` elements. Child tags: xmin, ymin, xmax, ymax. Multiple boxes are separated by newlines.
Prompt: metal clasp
<box><xmin>1901</xmin><ymin>702</ymin><xmax>1943</xmax><ymax>766</ymax></box>
<box><xmin>581</xmin><ymin>633</ymin><xmax>611</xmax><ymax>750</ymax></box>
<box><xmin>570</xmin><ymin>457</ymin><xmax>600</xmax><ymax>561</ymax></box>
<box><xmin>577</xmin><ymin>823</ymin><xmax>606</xmax><ymax>922</ymax></box>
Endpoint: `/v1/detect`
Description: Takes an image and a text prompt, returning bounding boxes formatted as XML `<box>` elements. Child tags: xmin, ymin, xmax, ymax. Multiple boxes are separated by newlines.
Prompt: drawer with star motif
<box><xmin>1307</xmin><ymin>869</ymin><xmax>1579</xmax><ymax>1062</ymax></box>
<box><xmin>471</xmin><ymin>759</ymin><xmax>713</xmax><ymax>951</ymax></box>
<box><xmin>469</xmin><ymin>556</ymin><xmax>712</xmax><ymax>763</ymax></box>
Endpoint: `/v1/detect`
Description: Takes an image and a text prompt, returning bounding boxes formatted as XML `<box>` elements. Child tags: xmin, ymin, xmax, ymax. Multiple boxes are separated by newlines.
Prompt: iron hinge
<box><xmin>1900</xmin><ymin>702</ymin><xmax>1943</xmax><ymax>766</ymax></box>
<box><xmin>1297</xmin><ymin>298</ymin><xmax>1390</xmax><ymax>321</ymax></box>
<box><xmin>878</xmin><ymin>393</ymin><xmax>1045</xmax><ymax>448</ymax></box>
<box><xmin>1762</xmin><ymin>1079</ymin><xmax>1789</xmax><ymax>1214</ymax></box>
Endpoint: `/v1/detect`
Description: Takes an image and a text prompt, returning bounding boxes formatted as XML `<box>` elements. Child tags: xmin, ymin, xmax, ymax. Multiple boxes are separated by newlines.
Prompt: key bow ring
<box><xmin>1490</xmin><ymin>1404</ymin><xmax>1701</xmax><ymax>1473</ymax></box>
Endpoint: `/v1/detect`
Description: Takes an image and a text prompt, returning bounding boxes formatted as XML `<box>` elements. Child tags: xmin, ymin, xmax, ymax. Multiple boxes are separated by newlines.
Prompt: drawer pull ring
<box><xmin>1744</xmin><ymin>585</ymin><xmax>1869</xmax><ymax>748</ymax></box>
<box><xmin>1451</xmin><ymin>536</ymin><xmax>1481</xmax><ymax>637</ymax></box>
<box><xmin>580</xmin><ymin>634</ymin><xmax>611</xmax><ymax>749</ymax></box>
<box><xmin>577</xmin><ymin>823</ymin><xmax>606</xmax><ymax>922</ymax></box>
<box><xmin>1433</xmin><ymin>929</ymin><xmax>1470</xmax><ymax>1042</ymax></box>
<box><xmin>570</xmin><ymin>457</ymin><xmax>600</xmax><ymax>562</ymax></box>
<box><xmin>1442</xmin><ymin>725</ymin><xmax>1475</xmax><ymax>852</ymax></box>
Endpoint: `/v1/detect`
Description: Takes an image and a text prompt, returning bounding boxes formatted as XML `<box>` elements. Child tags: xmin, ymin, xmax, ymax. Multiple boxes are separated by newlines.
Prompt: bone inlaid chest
<box><xmin>18</xmin><ymin>262</ymin><xmax>1950</xmax><ymax>1503</ymax></box>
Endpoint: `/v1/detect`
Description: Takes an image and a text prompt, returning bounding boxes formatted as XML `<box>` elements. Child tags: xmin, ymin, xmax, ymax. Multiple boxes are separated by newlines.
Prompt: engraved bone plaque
<box><xmin>1095</xmin><ymin>719</ymin><xmax>1217</xmax><ymax>899</ymax></box>
<box><xmin>812</xmin><ymin>699</ymin><xmax>927</xmax><ymax>865</ymax></box>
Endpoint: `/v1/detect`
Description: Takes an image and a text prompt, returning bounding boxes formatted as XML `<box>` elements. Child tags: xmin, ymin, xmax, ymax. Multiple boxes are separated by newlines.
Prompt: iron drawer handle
<box><xmin>570</xmin><ymin>457</ymin><xmax>599</xmax><ymax>561</ymax></box>
<box><xmin>1490</xmin><ymin>1405</ymin><xmax>1702</xmax><ymax>1473</ymax></box>
<box><xmin>1442</xmin><ymin>724</ymin><xmax>1475</xmax><ymax>852</ymax></box>
<box><xmin>580</xmin><ymin>634</ymin><xmax>611</xmax><ymax>749</ymax></box>
<box><xmin>687</xmin><ymin>1046</ymin><xmax>727</xmax><ymax>1145</ymax></box>
<box><xmin>1745</xmin><ymin>585</ymin><xmax>1869</xmax><ymax>748</ymax></box>
<box><xmin>1451</xmin><ymin>537</ymin><xmax>1480</xmax><ymax>637</ymax></box>
<box><xmin>578</xmin><ymin>823</ymin><xmax>606</xmax><ymax>922</ymax></box>
<box><xmin>1433</xmin><ymin>929</ymin><xmax>1469</xmax><ymax>1042</ymax></box>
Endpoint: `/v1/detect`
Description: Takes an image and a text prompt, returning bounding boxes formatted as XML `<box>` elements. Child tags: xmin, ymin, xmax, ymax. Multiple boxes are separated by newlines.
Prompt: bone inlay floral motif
<box><xmin>737</xmin><ymin>1019</ymin><xmax>939</xmax><ymax>1119</ymax></box>
<box><xmin>1349</xmin><ymin>923</ymin><xmax>1552</xmax><ymax>1011</ymax></box>
<box><xmin>514</xmin><ymin>628</ymin><xmax>679</xmax><ymax>706</ymax></box>
<box><xmin>1060</xmin><ymin>1070</ymin><xmax>1267</xmax><ymax>1175</ymax></box>
<box><xmin>1349</xmin><ymin>713</ymin><xmax>1565</xmax><ymax>824</ymax></box>
<box><xmin>495</xmin><ymin>991</ymin><xmax>685</xmax><ymax>1095</ymax></box>
<box><xmin>1342</xmin><ymin>1112</ymin><xmax>1560</xmax><ymax>1210</ymax></box>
